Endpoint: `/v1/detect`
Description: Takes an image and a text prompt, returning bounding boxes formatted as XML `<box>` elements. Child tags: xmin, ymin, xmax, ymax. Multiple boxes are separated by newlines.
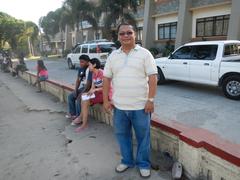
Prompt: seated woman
<box><xmin>33</xmin><ymin>60</ymin><xmax>48</xmax><ymax>92</ymax></box>
<box><xmin>72</xmin><ymin>58</ymin><xmax>112</xmax><ymax>132</ymax></box>
<box><xmin>12</xmin><ymin>53</ymin><xmax>28</xmax><ymax>77</ymax></box>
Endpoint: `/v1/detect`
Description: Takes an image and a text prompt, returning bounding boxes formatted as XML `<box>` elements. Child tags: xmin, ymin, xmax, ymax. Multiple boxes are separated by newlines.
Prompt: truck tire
<box><xmin>222</xmin><ymin>76</ymin><xmax>240</xmax><ymax>100</ymax></box>
<box><xmin>157</xmin><ymin>67</ymin><xmax>165</xmax><ymax>85</ymax></box>
<box><xmin>68</xmin><ymin>59</ymin><xmax>75</xmax><ymax>69</ymax></box>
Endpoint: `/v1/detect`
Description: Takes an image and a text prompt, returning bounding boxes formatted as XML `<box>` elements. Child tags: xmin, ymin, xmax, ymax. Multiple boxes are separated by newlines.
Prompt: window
<box><xmin>95</xmin><ymin>33</ymin><xmax>100</xmax><ymax>40</ymax></box>
<box><xmin>81</xmin><ymin>45</ymin><xmax>88</xmax><ymax>53</ymax></box>
<box><xmin>224</xmin><ymin>44</ymin><xmax>240</xmax><ymax>56</ymax></box>
<box><xmin>192</xmin><ymin>45</ymin><xmax>218</xmax><ymax>60</ymax></box>
<box><xmin>73</xmin><ymin>46</ymin><xmax>81</xmax><ymax>53</ymax></box>
<box><xmin>158</xmin><ymin>22</ymin><xmax>177</xmax><ymax>40</ymax></box>
<box><xmin>137</xmin><ymin>27</ymin><xmax>143</xmax><ymax>41</ymax></box>
<box><xmin>172</xmin><ymin>46</ymin><xmax>193</xmax><ymax>59</ymax></box>
<box><xmin>89</xmin><ymin>45</ymin><xmax>97</xmax><ymax>53</ymax></box>
<box><xmin>98</xmin><ymin>44</ymin><xmax>117</xmax><ymax>53</ymax></box>
<box><xmin>196</xmin><ymin>15</ymin><xmax>230</xmax><ymax>37</ymax></box>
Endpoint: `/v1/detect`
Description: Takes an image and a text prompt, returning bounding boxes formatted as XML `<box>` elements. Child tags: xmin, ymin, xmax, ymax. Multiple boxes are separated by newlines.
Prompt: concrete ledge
<box><xmin>18</xmin><ymin>71</ymin><xmax>240</xmax><ymax>180</ymax></box>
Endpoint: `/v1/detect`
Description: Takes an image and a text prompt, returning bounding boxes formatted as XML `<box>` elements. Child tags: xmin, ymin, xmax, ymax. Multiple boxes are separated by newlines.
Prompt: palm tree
<box><xmin>39</xmin><ymin>7</ymin><xmax>75</xmax><ymax>56</ymax></box>
<box><xmin>63</xmin><ymin>0</ymin><xmax>98</xmax><ymax>43</ymax></box>
<box><xmin>98</xmin><ymin>0</ymin><xmax>139</xmax><ymax>40</ymax></box>
<box><xmin>24</xmin><ymin>21</ymin><xmax>39</xmax><ymax>56</ymax></box>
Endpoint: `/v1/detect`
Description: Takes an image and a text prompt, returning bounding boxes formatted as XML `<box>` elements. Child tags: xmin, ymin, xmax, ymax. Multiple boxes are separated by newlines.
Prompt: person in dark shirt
<box><xmin>65</xmin><ymin>55</ymin><xmax>92</xmax><ymax>120</ymax></box>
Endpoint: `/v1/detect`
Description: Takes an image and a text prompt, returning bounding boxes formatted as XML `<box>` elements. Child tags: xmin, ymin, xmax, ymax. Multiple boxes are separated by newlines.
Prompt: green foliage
<box><xmin>63</xmin><ymin>49</ymin><xmax>71</xmax><ymax>57</ymax></box>
<box><xmin>64</xmin><ymin>0</ymin><xmax>97</xmax><ymax>30</ymax></box>
<box><xmin>1</xmin><ymin>0</ymin><xmax>140</xmax><ymax>57</ymax></box>
<box><xmin>149</xmin><ymin>47</ymin><xmax>159</xmax><ymax>57</ymax></box>
<box><xmin>39</xmin><ymin>0</ymin><xmax>139</xmax><ymax>42</ymax></box>
<box><xmin>39</xmin><ymin>11</ymin><xmax>60</xmax><ymax>39</ymax></box>
<box><xmin>162</xmin><ymin>40</ymin><xmax>174</xmax><ymax>57</ymax></box>
<box><xmin>98</xmin><ymin>0</ymin><xmax>139</xmax><ymax>40</ymax></box>
<box><xmin>0</xmin><ymin>12</ymin><xmax>39</xmax><ymax>56</ymax></box>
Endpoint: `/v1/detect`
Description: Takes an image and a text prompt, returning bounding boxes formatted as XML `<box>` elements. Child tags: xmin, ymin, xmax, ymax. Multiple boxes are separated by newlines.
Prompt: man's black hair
<box><xmin>117</xmin><ymin>22</ymin><xmax>136</xmax><ymax>33</ymax></box>
<box><xmin>90</xmin><ymin>58</ymin><xmax>101</xmax><ymax>69</ymax></box>
<box><xmin>79</xmin><ymin>54</ymin><xmax>90</xmax><ymax>61</ymax></box>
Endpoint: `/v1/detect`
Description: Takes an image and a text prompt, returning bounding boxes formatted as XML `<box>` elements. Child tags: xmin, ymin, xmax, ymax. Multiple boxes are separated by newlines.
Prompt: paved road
<box><xmin>25</xmin><ymin>58</ymin><xmax>240</xmax><ymax>144</ymax></box>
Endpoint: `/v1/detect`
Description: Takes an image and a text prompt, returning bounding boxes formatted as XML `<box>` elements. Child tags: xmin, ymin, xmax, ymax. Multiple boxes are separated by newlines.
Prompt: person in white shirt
<box><xmin>103</xmin><ymin>22</ymin><xmax>158</xmax><ymax>178</ymax></box>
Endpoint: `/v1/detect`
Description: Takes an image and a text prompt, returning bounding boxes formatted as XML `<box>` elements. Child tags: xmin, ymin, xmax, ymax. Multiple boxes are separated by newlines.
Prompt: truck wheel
<box><xmin>222</xmin><ymin>76</ymin><xmax>240</xmax><ymax>100</ymax></box>
<box><xmin>68</xmin><ymin>59</ymin><xmax>75</xmax><ymax>69</ymax></box>
<box><xmin>157</xmin><ymin>67</ymin><xmax>165</xmax><ymax>85</ymax></box>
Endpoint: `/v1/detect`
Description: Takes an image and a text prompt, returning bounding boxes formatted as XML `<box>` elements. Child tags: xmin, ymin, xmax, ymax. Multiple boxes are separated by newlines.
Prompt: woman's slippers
<box><xmin>75</xmin><ymin>125</ymin><xmax>88</xmax><ymax>133</ymax></box>
<box><xmin>71</xmin><ymin>117</ymin><xmax>82</xmax><ymax>126</ymax></box>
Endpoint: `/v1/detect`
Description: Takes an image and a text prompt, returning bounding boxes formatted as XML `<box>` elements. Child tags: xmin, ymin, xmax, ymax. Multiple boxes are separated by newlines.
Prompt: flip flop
<box><xmin>71</xmin><ymin>121</ymin><xmax>82</xmax><ymax>126</ymax></box>
<box><xmin>71</xmin><ymin>117</ymin><xmax>82</xmax><ymax>125</ymax></box>
<box><xmin>75</xmin><ymin>125</ymin><xmax>88</xmax><ymax>133</ymax></box>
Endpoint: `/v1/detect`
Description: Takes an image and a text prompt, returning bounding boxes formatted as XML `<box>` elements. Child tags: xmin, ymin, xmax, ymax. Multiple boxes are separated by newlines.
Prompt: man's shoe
<box><xmin>115</xmin><ymin>164</ymin><xmax>129</xmax><ymax>173</ymax></box>
<box><xmin>139</xmin><ymin>169</ymin><xmax>151</xmax><ymax>178</ymax></box>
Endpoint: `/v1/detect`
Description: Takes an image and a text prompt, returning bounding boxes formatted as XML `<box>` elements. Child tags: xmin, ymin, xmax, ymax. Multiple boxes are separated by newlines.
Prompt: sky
<box><xmin>0</xmin><ymin>0</ymin><xmax>64</xmax><ymax>25</ymax></box>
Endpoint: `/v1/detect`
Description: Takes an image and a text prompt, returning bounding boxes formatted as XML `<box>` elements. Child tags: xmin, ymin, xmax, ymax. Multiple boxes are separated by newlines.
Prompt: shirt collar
<box><xmin>117</xmin><ymin>44</ymin><xmax>140</xmax><ymax>53</ymax></box>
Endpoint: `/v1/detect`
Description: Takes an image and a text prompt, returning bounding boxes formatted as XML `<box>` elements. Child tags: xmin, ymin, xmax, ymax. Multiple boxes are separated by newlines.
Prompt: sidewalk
<box><xmin>0</xmin><ymin>72</ymin><xmax>172</xmax><ymax>180</ymax></box>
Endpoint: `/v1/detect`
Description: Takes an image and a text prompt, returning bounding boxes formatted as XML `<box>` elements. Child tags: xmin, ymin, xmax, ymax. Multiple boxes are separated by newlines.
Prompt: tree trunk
<box><xmin>60</xmin><ymin>29</ymin><xmax>64</xmax><ymax>57</ymax></box>
<box><xmin>27</xmin><ymin>37</ymin><xmax>32</xmax><ymax>56</ymax></box>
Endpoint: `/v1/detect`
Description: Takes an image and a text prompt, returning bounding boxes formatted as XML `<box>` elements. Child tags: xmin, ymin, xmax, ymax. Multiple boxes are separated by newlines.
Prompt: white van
<box><xmin>67</xmin><ymin>40</ymin><xmax>117</xmax><ymax>69</ymax></box>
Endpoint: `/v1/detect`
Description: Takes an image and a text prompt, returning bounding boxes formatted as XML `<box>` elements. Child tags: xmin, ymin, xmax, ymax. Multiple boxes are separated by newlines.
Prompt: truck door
<box><xmin>72</xmin><ymin>45</ymin><xmax>81</xmax><ymax>65</ymax></box>
<box><xmin>189</xmin><ymin>45</ymin><xmax>218</xmax><ymax>84</ymax></box>
<box><xmin>164</xmin><ymin>46</ymin><xmax>192</xmax><ymax>81</ymax></box>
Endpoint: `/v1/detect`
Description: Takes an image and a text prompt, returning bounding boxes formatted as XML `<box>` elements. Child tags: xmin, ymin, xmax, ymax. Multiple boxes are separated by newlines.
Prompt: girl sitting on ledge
<box><xmin>33</xmin><ymin>60</ymin><xmax>48</xmax><ymax>92</ymax></box>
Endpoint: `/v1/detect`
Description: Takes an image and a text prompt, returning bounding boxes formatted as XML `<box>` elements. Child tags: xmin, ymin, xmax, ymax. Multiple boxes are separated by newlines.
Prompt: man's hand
<box><xmin>103</xmin><ymin>100</ymin><xmax>112</xmax><ymax>113</ymax></box>
<box><xmin>144</xmin><ymin>101</ymin><xmax>154</xmax><ymax>113</ymax></box>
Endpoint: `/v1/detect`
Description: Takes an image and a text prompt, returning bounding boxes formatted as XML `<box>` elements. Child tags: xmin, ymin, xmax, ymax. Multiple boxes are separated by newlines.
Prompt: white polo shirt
<box><xmin>104</xmin><ymin>45</ymin><xmax>157</xmax><ymax>110</ymax></box>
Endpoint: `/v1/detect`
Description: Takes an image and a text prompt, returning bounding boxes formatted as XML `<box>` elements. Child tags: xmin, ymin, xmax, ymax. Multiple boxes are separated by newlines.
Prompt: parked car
<box><xmin>155</xmin><ymin>40</ymin><xmax>240</xmax><ymax>100</ymax></box>
<box><xmin>66</xmin><ymin>40</ymin><xmax>117</xmax><ymax>69</ymax></box>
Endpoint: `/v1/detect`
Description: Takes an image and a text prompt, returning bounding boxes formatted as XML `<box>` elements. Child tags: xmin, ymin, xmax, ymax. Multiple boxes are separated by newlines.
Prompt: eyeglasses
<box><xmin>118</xmin><ymin>31</ymin><xmax>133</xmax><ymax>36</ymax></box>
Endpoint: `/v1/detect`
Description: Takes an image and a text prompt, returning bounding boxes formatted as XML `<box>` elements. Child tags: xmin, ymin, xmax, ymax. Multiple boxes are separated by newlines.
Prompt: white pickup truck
<box><xmin>155</xmin><ymin>40</ymin><xmax>240</xmax><ymax>100</ymax></box>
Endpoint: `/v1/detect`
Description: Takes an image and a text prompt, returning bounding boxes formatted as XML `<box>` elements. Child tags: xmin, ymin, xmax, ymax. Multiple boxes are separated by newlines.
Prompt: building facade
<box><xmin>140</xmin><ymin>0</ymin><xmax>240</xmax><ymax>53</ymax></box>
<box><xmin>63</xmin><ymin>0</ymin><xmax>240</xmax><ymax>55</ymax></box>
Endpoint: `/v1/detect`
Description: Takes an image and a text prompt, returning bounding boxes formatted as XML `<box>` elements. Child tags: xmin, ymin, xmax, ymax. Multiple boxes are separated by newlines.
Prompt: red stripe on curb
<box><xmin>25</xmin><ymin>71</ymin><xmax>74</xmax><ymax>91</ymax></box>
<box><xmin>151</xmin><ymin>113</ymin><xmax>240</xmax><ymax>167</ymax></box>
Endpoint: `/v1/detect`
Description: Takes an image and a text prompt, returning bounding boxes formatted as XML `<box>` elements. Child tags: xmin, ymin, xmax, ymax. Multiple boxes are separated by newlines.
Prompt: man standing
<box><xmin>103</xmin><ymin>23</ymin><xmax>158</xmax><ymax>178</ymax></box>
<box><xmin>66</xmin><ymin>55</ymin><xmax>92</xmax><ymax>119</ymax></box>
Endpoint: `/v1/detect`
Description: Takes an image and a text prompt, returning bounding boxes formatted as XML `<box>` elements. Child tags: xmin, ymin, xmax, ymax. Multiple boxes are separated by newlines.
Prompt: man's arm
<box><xmin>76</xmin><ymin>70</ymin><xmax>92</xmax><ymax>100</ymax></box>
<box><xmin>103</xmin><ymin>77</ymin><xmax>112</xmax><ymax>112</ymax></box>
<box><xmin>82</xmin><ymin>71</ymin><xmax>92</xmax><ymax>93</ymax></box>
<box><xmin>145</xmin><ymin>74</ymin><xmax>157</xmax><ymax>113</ymax></box>
<box><xmin>74</xmin><ymin>77</ymin><xmax>80</xmax><ymax>97</ymax></box>
<box><xmin>75</xmin><ymin>69</ymin><xmax>82</xmax><ymax>94</ymax></box>
<box><xmin>75</xmin><ymin>77</ymin><xmax>80</xmax><ymax>89</ymax></box>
